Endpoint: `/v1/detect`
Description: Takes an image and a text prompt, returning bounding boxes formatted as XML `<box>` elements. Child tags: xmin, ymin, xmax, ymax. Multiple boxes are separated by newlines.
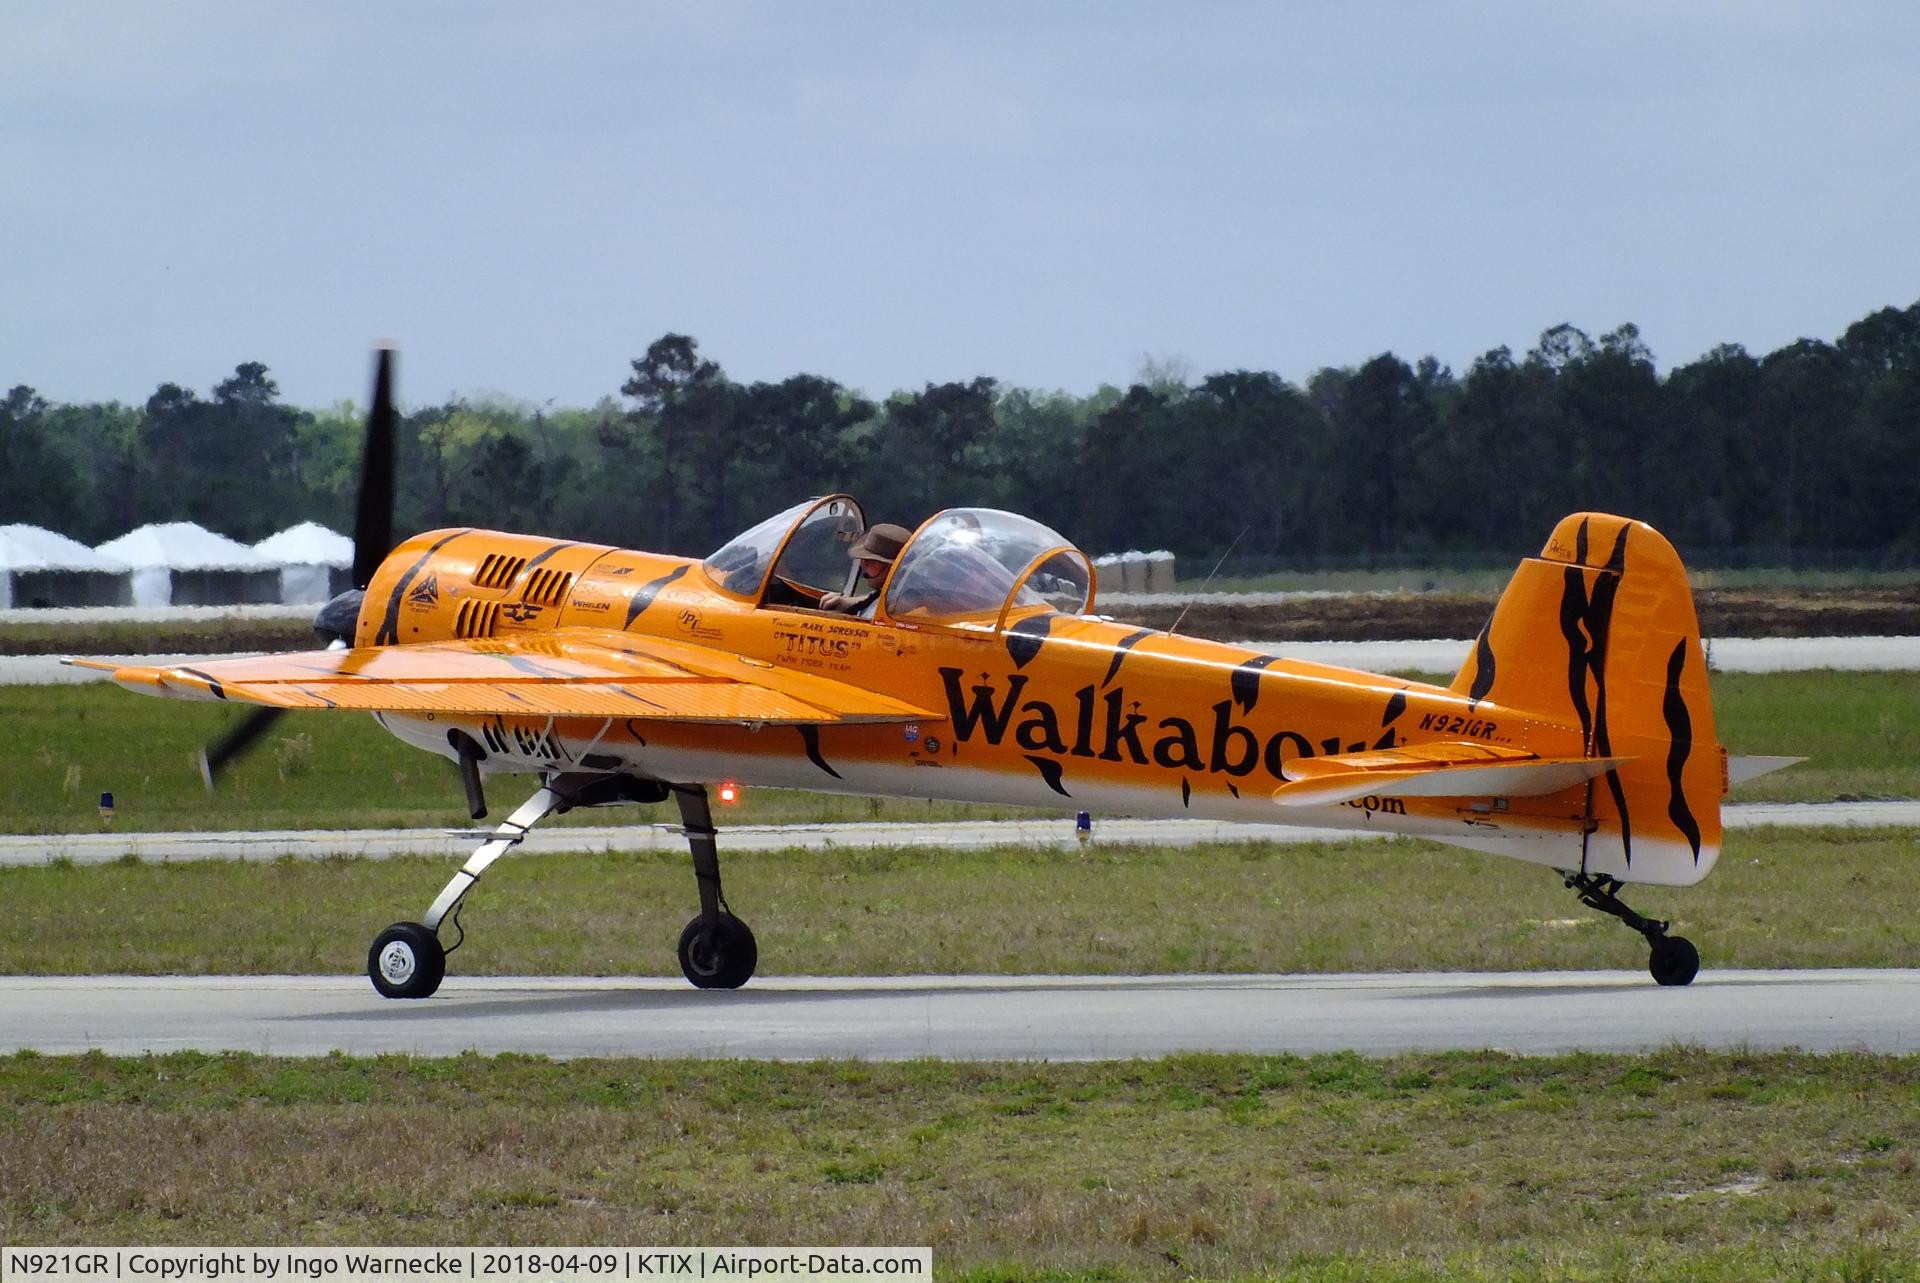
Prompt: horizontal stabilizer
<box><xmin>1727</xmin><ymin>755</ymin><xmax>1805</xmax><ymax>785</ymax></box>
<box><xmin>1273</xmin><ymin>742</ymin><xmax>1632</xmax><ymax>808</ymax></box>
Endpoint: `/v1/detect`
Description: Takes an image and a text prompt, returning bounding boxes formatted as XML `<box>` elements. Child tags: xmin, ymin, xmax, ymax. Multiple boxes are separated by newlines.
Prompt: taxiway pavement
<box><xmin>1</xmin><ymin>801</ymin><xmax>1912</xmax><ymax>867</ymax></box>
<box><xmin>3</xmin><ymin>970</ymin><xmax>1914</xmax><ymax>1060</ymax></box>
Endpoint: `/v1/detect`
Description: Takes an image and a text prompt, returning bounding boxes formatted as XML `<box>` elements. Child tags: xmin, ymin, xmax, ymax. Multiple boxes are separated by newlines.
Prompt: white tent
<box><xmin>253</xmin><ymin>521</ymin><xmax>353</xmax><ymax>604</ymax></box>
<box><xmin>0</xmin><ymin>525</ymin><xmax>132</xmax><ymax>608</ymax></box>
<box><xmin>96</xmin><ymin>522</ymin><xmax>281</xmax><ymax>607</ymax></box>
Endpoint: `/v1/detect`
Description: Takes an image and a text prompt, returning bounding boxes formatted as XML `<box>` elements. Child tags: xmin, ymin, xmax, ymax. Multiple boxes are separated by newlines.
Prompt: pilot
<box><xmin>817</xmin><ymin>523</ymin><xmax>910</xmax><ymax>617</ymax></box>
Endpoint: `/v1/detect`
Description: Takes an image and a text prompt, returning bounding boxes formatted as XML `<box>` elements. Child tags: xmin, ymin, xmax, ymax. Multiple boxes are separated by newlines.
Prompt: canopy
<box><xmin>0</xmin><ymin>525</ymin><xmax>129</xmax><ymax>573</ymax></box>
<box><xmin>253</xmin><ymin>521</ymin><xmax>352</xmax><ymax>566</ymax></box>
<box><xmin>97</xmin><ymin>522</ymin><xmax>274</xmax><ymax>571</ymax></box>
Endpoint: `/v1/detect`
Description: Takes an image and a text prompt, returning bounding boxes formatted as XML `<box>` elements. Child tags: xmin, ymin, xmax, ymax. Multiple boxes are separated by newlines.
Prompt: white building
<box><xmin>96</xmin><ymin>522</ymin><xmax>281</xmax><ymax>607</ymax></box>
<box><xmin>253</xmin><ymin>521</ymin><xmax>353</xmax><ymax>604</ymax></box>
<box><xmin>0</xmin><ymin>525</ymin><xmax>133</xmax><ymax>609</ymax></box>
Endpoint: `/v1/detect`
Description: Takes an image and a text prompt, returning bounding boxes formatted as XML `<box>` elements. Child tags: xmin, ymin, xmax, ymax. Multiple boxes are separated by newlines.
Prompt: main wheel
<box><xmin>368</xmin><ymin>922</ymin><xmax>446</xmax><ymax>999</ymax></box>
<box><xmin>1649</xmin><ymin>935</ymin><xmax>1700</xmax><ymax>987</ymax></box>
<box><xmin>677</xmin><ymin>913</ymin><xmax>758</xmax><ymax>989</ymax></box>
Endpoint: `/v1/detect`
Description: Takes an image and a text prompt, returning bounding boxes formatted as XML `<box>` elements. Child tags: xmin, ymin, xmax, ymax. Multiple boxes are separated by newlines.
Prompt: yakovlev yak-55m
<box><xmin>74</xmin><ymin>350</ymin><xmax>1791</xmax><ymax>997</ymax></box>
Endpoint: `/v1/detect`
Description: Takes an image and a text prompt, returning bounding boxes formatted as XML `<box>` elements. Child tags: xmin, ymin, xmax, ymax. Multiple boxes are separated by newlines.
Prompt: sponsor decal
<box><xmin>406</xmin><ymin>573</ymin><xmax>440</xmax><ymax>609</ymax></box>
<box><xmin>903</xmin><ymin>724</ymin><xmax>920</xmax><ymax>743</ymax></box>
<box><xmin>938</xmin><ymin>666</ymin><xmax>1431</xmax><ymax>786</ymax></box>
<box><xmin>676</xmin><ymin>609</ymin><xmax>723</xmax><ymax>641</ymax></box>
<box><xmin>1344</xmin><ymin>795</ymin><xmax>1408</xmax><ymax>816</ymax></box>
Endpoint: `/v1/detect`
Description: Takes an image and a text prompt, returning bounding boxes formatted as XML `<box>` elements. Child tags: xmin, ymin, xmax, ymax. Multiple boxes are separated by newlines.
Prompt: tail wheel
<box><xmin>678</xmin><ymin>913</ymin><xmax>758</xmax><ymax>990</ymax></box>
<box><xmin>369</xmin><ymin>922</ymin><xmax>446</xmax><ymax>999</ymax></box>
<box><xmin>1649</xmin><ymin>935</ymin><xmax>1700</xmax><ymax>987</ymax></box>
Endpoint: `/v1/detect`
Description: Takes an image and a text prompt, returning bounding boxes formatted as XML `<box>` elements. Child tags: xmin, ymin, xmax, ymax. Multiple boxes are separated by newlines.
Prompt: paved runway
<box><xmin>2</xmin><ymin>801</ymin><xmax>1912</xmax><ymax>867</ymax></box>
<box><xmin>2</xmin><ymin>970</ymin><xmax>1914</xmax><ymax>1060</ymax></box>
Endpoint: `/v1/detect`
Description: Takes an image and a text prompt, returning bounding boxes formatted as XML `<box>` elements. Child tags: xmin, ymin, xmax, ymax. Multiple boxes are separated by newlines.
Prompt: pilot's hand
<box><xmin>818</xmin><ymin>591</ymin><xmax>857</xmax><ymax>612</ymax></box>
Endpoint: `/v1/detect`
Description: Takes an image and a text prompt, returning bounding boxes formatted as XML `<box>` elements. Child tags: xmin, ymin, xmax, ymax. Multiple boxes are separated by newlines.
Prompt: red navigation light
<box><xmin>718</xmin><ymin>781</ymin><xmax>740</xmax><ymax>805</ymax></box>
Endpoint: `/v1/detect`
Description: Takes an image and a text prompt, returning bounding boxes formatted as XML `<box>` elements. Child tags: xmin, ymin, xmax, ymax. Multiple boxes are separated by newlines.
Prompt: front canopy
<box><xmin>703</xmin><ymin>496</ymin><xmax>867</xmax><ymax>602</ymax></box>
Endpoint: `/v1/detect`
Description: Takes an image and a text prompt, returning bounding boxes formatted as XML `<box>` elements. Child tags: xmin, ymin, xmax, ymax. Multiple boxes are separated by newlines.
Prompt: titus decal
<box><xmin>938</xmin><ymin>667</ymin><xmax>1403</xmax><ymax>783</ymax></box>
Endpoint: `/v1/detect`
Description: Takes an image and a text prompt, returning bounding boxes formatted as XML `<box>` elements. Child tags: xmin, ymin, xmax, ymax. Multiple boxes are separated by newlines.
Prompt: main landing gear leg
<box><xmin>1562</xmin><ymin>871</ymin><xmax>1700</xmax><ymax>987</ymax></box>
<box><xmin>367</xmin><ymin>783</ymin><xmax>565</xmax><ymax>999</ymax></box>
<box><xmin>672</xmin><ymin>784</ymin><xmax>758</xmax><ymax>990</ymax></box>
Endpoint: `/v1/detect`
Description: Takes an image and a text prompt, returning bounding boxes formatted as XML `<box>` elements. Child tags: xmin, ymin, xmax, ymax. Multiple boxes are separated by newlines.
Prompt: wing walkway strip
<box><xmin>0</xmin><ymin>801</ymin><xmax>1913</xmax><ymax>868</ymax></box>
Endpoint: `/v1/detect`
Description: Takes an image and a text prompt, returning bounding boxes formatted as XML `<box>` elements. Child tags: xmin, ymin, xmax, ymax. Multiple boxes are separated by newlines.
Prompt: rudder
<box><xmin>1451</xmin><ymin>513</ymin><xmax>1722</xmax><ymax>886</ymax></box>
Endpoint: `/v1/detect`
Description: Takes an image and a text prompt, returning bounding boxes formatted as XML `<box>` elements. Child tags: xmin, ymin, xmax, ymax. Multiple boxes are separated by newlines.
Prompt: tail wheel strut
<box><xmin>1562</xmin><ymin>871</ymin><xmax>1700</xmax><ymax>987</ymax></box>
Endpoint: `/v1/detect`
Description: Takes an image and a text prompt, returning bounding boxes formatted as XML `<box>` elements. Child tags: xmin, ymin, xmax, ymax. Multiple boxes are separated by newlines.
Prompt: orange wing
<box><xmin>70</xmin><ymin>632</ymin><xmax>937</xmax><ymax>725</ymax></box>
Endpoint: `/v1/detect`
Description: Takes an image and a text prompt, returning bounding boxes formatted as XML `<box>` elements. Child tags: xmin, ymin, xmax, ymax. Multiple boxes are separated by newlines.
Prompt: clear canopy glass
<box><xmin>884</xmin><ymin>508</ymin><xmax>1093</xmax><ymax>623</ymax></box>
<box><xmin>704</xmin><ymin>496</ymin><xmax>866</xmax><ymax>600</ymax></box>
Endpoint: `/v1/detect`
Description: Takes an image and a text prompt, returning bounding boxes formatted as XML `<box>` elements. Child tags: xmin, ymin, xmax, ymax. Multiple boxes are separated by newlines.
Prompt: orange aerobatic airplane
<box><xmin>76</xmin><ymin>351</ymin><xmax>1783</xmax><ymax>998</ymax></box>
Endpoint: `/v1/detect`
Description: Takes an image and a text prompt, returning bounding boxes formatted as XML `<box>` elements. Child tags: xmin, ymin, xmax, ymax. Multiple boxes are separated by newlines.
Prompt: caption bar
<box><xmin>3</xmin><ymin>1251</ymin><xmax>930</xmax><ymax>1283</ymax></box>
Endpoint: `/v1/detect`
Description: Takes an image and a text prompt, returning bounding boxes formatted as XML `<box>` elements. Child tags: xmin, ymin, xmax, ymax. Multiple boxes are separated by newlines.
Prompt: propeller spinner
<box><xmin>200</xmin><ymin>347</ymin><xmax>399</xmax><ymax>787</ymax></box>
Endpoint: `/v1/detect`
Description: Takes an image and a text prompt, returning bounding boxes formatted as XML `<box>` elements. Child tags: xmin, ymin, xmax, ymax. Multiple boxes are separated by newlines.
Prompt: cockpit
<box><xmin>702</xmin><ymin>496</ymin><xmax>1095</xmax><ymax>628</ymax></box>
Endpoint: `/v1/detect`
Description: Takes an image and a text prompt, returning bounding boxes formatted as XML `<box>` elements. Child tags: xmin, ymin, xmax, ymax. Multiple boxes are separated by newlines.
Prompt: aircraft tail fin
<box><xmin>1450</xmin><ymin>513</ymin><xmax>1723</xmax><ymax>886</ymax></box>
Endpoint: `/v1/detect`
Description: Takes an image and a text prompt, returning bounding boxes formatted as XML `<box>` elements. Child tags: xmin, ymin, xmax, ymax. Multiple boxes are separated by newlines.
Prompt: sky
<box><xmin>5</xmin><ymin>2</ymin><xmax>1919</xmax><ymax>412</ymax></box>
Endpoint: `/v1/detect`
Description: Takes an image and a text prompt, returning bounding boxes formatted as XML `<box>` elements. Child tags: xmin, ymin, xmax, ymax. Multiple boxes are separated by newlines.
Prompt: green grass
<box><xmin>1</xmin><ymin>1049</ymin><xmax>1916</xmax><ymax>1279</ymax></box>
<box><xmin>0</xmin><ymin>613</ymin><xmax>312</xmax><ymax>656</ymax></box>
<box><xmin>1714</xmin><ymin>670</ymin><xmax>1920</xmax><ymax>803</ymax></box>
<box><xmin>3</xmin><ymin>671</ymin><xmax>1911</xmax><ymax>835</ymax></box>
<box><xmin>0</xmin><ymin>683</ymin><xmax>1041</xmax><ymax>834</ymax></box>
<box><xmin>1</xmin><ymin>828</ymin><xmax>1913</xmax><ymax>977</ymax></box>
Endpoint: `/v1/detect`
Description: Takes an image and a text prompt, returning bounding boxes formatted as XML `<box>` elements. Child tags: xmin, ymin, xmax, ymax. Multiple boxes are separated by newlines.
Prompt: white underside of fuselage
<box><xmin>372</xmin><ymin>711</ymin><xmax>1715</xmax><ymax>888</ymax></box>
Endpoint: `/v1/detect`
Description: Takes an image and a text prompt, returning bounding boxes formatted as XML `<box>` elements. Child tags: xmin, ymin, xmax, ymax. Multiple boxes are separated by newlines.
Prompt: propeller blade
<box><xmin>352</xmin><ymin>346</ymin><xmax>398</xmax><ymax>590</ymax></box>
<box><xmin>198</xmin><ymin>706</ymin><xmax>287</xmax><ymax>789</ymax></box>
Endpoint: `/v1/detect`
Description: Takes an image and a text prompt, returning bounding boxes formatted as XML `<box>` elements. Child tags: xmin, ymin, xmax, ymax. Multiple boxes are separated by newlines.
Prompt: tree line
<box><xmin>4</xmin><ymin>303</ymin><xmax>1917</xmax><ymax>567</ymax></box>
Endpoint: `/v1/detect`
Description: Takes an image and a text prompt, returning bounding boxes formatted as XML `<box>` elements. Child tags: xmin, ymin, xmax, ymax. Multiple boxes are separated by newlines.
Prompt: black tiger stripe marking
<box><xmin>1024</xmin><ymin>754</ymin><xmax>1069</xmax><ymax>796</ymax></box>
<box><xmin>797</xmin><ymin>724</ymin><xmax>841</xmax><ymax>779</ymax></box>
<box><xmin>1663</xmin><ymin>638</ymin><xmax>1703</xmax><ymax>861</ymax></box>
<box><xmin>377</xmin><ymin>529</ymin><xmax>470</xmax><ymax>645</ymax></box>
<box><xmin>1006</xmin><ymin>615</ymin><xmax>1054</xmax><ymax>669</ymax></box>
<box><xmin>1466</xmin><ymin>624</ymin><xmax>1496</xmax><ymax>710</ymax></box>
<box><xmin>181</xmin><ymin>668</ymin><xmax>226</xmax><ymax>700</ymax></box>
<box><xmin>624</xmin><ymin>565</ymin><xmax>689</xmax><ymax>628</ymax></box>
<box><xmin>1230</xmin><ymin>654</ymin><xmax>1282</xmax><ymax>714</ymax></box>
<box><xmin>1101</xmin><ymin>629</ymin><xmax>1153</xmax><ymax>687</ymax></box>
<box><xmin>1558</xmin><ymin>521</ymin><xmax>1633</xmax><ymax>861</ymax></box>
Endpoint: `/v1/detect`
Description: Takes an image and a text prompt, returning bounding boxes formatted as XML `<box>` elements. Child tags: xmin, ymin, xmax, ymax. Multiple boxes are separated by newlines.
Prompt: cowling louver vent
<box><xmin>474</xmin><ymin>554</ymin><xmax>526</xmax><ymax>590</ymax></box>
<box><xmin>454</xmin><ymin>599</ymin><xmax>500</xmax><ymax>638</ymax></box>
<box><xmin>522</xmin><ymin>568</ymin><xmax>574</xmax><ymax>606</ymax></box>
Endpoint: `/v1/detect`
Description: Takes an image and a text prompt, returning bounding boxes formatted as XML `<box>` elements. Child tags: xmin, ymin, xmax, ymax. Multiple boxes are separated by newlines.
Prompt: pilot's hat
<box><xmin>849</xmin><ymin>524</ymin><xmax>910</xmax><ymax>564</ymax></box>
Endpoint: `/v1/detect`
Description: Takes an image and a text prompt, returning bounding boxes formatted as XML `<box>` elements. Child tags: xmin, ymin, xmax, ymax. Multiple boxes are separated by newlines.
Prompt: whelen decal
<box><xmin>624</xmin><ymin>565</ymin><xmax>690</xmax><ymax>629</ymax></box>
<box><xmin>377</xmin><ymin>530</ymin><xmax>470</xmax><ymax>645</ymax></box>
<box><xmin>1558</xmin><ymin>520</ymin><xmax>1633</xmax><ymax>861</ymax></box>
<box><xmin>1662</xmin><ymin>638</ymin><xmax>1703</xmax><ymax>861</ymax></box>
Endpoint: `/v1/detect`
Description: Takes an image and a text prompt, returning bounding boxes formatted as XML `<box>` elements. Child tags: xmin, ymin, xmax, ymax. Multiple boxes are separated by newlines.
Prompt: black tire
<box><xmin>368</xmin><ymin>922</ymin><xmax>446</xmax><ymax>999</ymax></box>
<box><xmin>1649</xmin><ymin>935</ymin><xmax>1700</xmax><ymax>987</ymax></box>
<box><xmin>677</xmin><ymin>913</ymin><xmax>758</xmax><ymax>989</ymax></box>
